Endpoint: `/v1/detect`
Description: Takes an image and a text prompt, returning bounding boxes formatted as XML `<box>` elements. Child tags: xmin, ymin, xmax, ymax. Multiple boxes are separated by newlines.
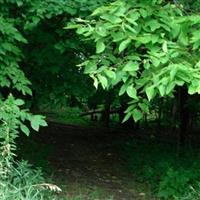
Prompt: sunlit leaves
<box><xmin>30</xmin><ymin>115</ymin><xmax>47</xmax><ymax>131</ymax></box>
<box><xmin>123</xmin><ymin>61</ymin><xmax>139</xmax><ymax>72</ymax></box>
<box><xmin>146</xmin><ymin>86</ymin><xmax>155</xmax><ymax>101</ymax></box>
<box><xmin>96</xmin><ymin>40</ymin><xmax>106</xmax><ymax>54</ymax></box>
<box><xmin>99</xmin><ymin>76</ymin><xmax>108</xmax><ymax>89</ymax></box>
<box><xmin>20</xmin><ymin>124</ymin><xmax>30</xmax><ymax>136</ymax></box>
<box><xmin>119</xmin><ymin>39</ymin><xmax>131</xmax><ymax>53</ymax></box>
<box><xmin>68</xmin><ymin>0</ymin><xmax>200</xmax><ymax>122</ymax></box>
<box><xmin>14</xmin><ymin>99</ymin><xmax>25</xmax><ymax>106</ymax></box>
<box><xmin>126</xmin><ymin>85</ymin><xmax>137</xmax><ymax>99</ymax></box>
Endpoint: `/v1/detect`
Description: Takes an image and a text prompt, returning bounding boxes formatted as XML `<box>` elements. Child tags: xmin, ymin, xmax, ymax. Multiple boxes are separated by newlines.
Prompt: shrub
<box><xmin>0</xmin><ymin>160</ymin><xmax>60</xmax><ymax>200</ymax></box>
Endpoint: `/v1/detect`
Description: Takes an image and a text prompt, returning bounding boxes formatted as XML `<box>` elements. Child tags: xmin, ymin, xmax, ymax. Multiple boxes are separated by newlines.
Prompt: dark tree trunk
<box><xmin>179</xmin><ymin>87</ymin><xmax>189</xmax><ymax>145</ymax></box>
<box><xmin>102</xmin><ymin>102</ymin><xmax>110</xmax><ymax>127</ymax></box>
<box><xmin>157</xmin><ymin>99</ymin><xmax>163</xmax><ymax>133</ymax></box>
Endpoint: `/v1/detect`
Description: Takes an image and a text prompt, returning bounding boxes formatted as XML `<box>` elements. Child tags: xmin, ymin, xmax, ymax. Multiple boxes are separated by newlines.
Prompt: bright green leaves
<box><xmin>14</xmin><ymin>99</ymin><xmax>25</xmax><ymax>106</ymax></box>
<box><xmin>119</xmin><ymin>39</ymin><xmax>131</xmax><ymax>53</ymax></box>
<box><xmin>162</xmin><ymin>41</ymin><xmax>168</xmax><ymax>53</ymax></box>
<box><xmin>127</xmin><ymin>85</ymin><xmax>138</xmax><ymax>99</ymax></box>
<box><xmin>146</xmin><ymin>19</ymin><xmax>161</xmax><ymax>31</ymax></box>
<box><xmin>97</xmin><ymin>74</ymin><xmax>108</xmax><ymax>89</ymax></box>
<box><xmin>101</xmin><ymin>14</ymin><xmax>122</xmax><ymax>24</ymax></box>
<box><xmin>104</xmin><ymin>69</ymin><xmax>116</xmax><ymax>80</ymax></box>
<box><xmin>123</xmin><ymin>61</ymin><xmax>139</xmax><ymax>72</ymax></box>
<box><xmin>20</xmin><ymin>124</ymin><xmax>30</xmax><ymax>136</ymax></box>
<box><xmin>112</xmin><ymin>32</ymin><xmax>126</xmax><ymax>42</ymax></box>
<box><xmin>146</xmin><ymin>86</ymin><xmax>155</xmax><ymax>101</ymax></box>
<box><xmin>0</xmin><ymin>17</ymin><xmax>31</xmax><ymax>96</ymax></box>
<box><xmin>69</xmin><ymin>0</ymin><xmax>200</xmax><ymax>123</ymax></box>
<box><xmin>158</xmin><ymin>85</ymin><xmax>165</xmax><ymax>97</ymax></box>
<box><xmin>84</xmin><ymin>60</ymin><xmax>97</xmax><ymax>74</ymax></box>
<box><xmin>30</xmin><ymin>115</ymin><xmax>47</xmax><ymax>132</ymax></box>
<box><xmin>96</xmin><ymin>40</ymin><xmax>106</xmax><ymax>54</ymax></box>
<box><xmin>96</xmin><ymin>25</ymin><xmax>107</xmax><ymax>37</ymax></box>
<box><xmin>0</xmin><ymin>95</ymin><xmax>47</xmax><ymax>138</ymax></box>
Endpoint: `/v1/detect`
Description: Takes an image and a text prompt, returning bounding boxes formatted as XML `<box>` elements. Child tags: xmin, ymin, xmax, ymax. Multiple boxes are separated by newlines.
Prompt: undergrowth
<box><xmin>120</xmin><ymin>140</ymin><xmax>200</xmax><ymax>199</ymax></box>
<box><xmin>0</xmin><ymin>160</ymin><xmax>60</xmax><ymax>200</ymax></box>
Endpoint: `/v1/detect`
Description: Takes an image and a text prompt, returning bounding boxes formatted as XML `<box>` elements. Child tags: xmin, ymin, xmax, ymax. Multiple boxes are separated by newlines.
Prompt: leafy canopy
<box><xmin>67</xmin><ymin>0</ymin><xmax>200</xmax><ymax>121</ymax></box>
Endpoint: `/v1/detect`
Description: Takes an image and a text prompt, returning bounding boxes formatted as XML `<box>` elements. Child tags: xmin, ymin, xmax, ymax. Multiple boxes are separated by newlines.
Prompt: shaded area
<box><xmin>20</xmin><ymin>123</ymin><xmax>154</xmax><ymax>200</ymax></box>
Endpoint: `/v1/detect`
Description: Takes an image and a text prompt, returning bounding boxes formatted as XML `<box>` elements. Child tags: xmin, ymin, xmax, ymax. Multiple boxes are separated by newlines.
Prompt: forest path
<box><xmin>38</xmin><ymin>123</ymin><xmax>152</xmax><ymax>200</ymax></box>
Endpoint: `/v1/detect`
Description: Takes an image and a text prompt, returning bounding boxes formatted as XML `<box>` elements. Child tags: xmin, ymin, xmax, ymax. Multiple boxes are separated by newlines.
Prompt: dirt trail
<box><xmin>39</xmin><ymin>123</ymin><xmax>149</xmax><ymax>200</ymax></box>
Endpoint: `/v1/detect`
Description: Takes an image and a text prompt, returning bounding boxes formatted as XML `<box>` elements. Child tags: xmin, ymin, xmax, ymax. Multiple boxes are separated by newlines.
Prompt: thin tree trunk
<box><xmin>179</xmin><ymin>87</ymin><xmax>189</xmax><ymax>145</ymax></box>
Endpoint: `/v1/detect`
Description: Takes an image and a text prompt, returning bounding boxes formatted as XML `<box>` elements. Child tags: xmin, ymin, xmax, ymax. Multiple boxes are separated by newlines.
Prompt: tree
<box><xmin>67</xmin><ymin>0</ymin><xmax>200</xmax><ymax>141</ymax></box>
<box><xmin>0</xmin><ymin>0</ymin><xmax>117</xmax><ymax>169</ymax></box>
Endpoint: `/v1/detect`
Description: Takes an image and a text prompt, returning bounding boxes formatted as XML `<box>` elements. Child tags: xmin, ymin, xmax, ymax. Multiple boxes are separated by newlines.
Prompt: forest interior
<box><xmin>2</xmin><ymin>0</ymin><xmax>200</xmax><ymax>199</ymax></box>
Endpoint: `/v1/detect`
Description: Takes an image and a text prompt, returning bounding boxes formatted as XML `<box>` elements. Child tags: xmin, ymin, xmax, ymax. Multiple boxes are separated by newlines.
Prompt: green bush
<box><xmin>0</xmin><ymin>160</ymin><xmax>60</xmax><ymax>200</ymax></box>
<box><xmin>120</xmin><ymin>141</ymin><xmax>200</xmax><ymax>199</ymax></box>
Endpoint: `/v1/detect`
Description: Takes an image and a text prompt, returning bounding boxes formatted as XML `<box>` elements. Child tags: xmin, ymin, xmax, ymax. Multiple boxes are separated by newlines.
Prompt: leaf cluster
<box><xmin>68</xmin><ymin>0</ymin><xmax>200</xmax><ymax>121</ymax></box>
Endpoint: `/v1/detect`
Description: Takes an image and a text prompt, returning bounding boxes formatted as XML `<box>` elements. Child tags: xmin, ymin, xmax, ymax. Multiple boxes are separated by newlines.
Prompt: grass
<box><xmin>21</xmin><ymin>106</ymin><xmax>200</xmax><ymax>199</ymax></box>
<box><xmin>119</xmin><ymin>139</ymin><xmax>200</xmax><ymax>199</ymax></box>
<box><xmin>39</xmin><ymin>106</ymin><xmax>120</xmax><ymax>128</ymax></box>
<box><xmin>42</xmin><ymin>107</ymin><xmax>91</xmax><ymax>127</ymax></box>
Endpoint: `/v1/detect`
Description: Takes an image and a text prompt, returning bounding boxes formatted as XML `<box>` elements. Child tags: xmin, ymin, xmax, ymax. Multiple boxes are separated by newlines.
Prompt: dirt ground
<box><xmin>34</xmin><ymin>123</ymin><xmax>154</xmax><ymax>200</ymax></box>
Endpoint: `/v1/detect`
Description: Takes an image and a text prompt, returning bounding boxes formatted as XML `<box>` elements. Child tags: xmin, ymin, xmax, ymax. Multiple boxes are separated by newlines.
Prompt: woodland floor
<box><xmin>28</xmin><ymin>122</ymin><xmax>156</xmax><ymax>200</ymax></box>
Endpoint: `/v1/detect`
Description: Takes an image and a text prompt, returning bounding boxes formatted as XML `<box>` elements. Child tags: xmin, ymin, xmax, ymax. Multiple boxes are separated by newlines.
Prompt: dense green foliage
<box><xmin>68</xmin><ymin>0</ymin><xmax>200</xmax><ymax>122</ymax></box>
<box><xmin>0</xmin><ymin>0</ymin><xmax>113</xmax><ymax>199</ymax></box>
<box><xmin>1</xmin><ymin>0</ymin><xmax>200</xmax><ymax>199</ymax></box>
<box><xmin>121</xmin><ymin>140</ymin><xmax>200</xmax><ymax>199</ymax></box>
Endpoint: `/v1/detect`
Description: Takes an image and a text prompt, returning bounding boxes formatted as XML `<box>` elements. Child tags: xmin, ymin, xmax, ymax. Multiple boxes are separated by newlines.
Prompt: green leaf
<box><xmin>96</xmin><ymin>26</ymin><xmax>107</xmax><ymax>37</ymax></box>
<box><xmin>101</xmin><ymin>14</ymin><xmax>122</xmax><ymax>24</ymax></box>
<box><xmin>104</xmin><ymin>70</ymin><xmax>116</xmax><ymax>79</ymax></box>
<box><xmin>175</xmin><ymin>79</ymin><xmax>184</xmax><ymax>86</ymax></box>
<box><xmin>146</xmin><ymin>86</ymin><xmax>155</xmax><ymax>101</ymax></box>
<box><xmin>166</xmin><ymin>82</ymin><xmax>176</xmax><ymax>95</ymax></box>
<box><xmin>122</xmin><ymin>112</ymin><xmax>132</xmax><ymax>123</ymax></box>
<box><xmin>119</xmin><ymin>38</ymin><xmax>131</xmax><ymax>53</ymax></box>
<box><xmin>31</xmin><ymin>115</ymin><xmax>47</xmax><ymax>131</ymax></box>
<box><xmin>158</xmin><ymin>85</ymin><xmax>165</xmax><ymax>96</ymax></box>
<box><xmin>112</xmin><ymin>32</ymin><xmax>126</xmax><ymax>42</ymax></box>
<box><xmin>171</xmin><ymin>23</ymin><xmax>181</xmax><ymax>38</ymax></box>
<box><xmin>132</xmin><ymin>109</ymin><xmax>143</xmax><ymax>122</ymax></box>
<box><xmin>151</xmin><ymin>56</ymin><xmax>160</xmax><ymax>67</ymax></box>
<box><xmin>84</xmin><ymin>61</ymin><xmax>97</xmax><ymax>74</ymax></box>
<box><xmin>127</xmin><ymin>11</ymin><xmax>140</xmax><ymax>21</ymax></box>
<box><xmin>162</xmin><ymin>41</ymin><xmax>168</xmax><ymax>53</ymax></box>
<box><xmin>125</xmin><ymin>104</ymin><xmax>136</xmax><ymax>114</ymax></box>
<box><xmin>124</xmin><ymin>24</ymin><xmax>137</xmax><ymax>33</ymax></box>
<box><xmin>20</xmin><ymin>124</ymin><xmax>30</xmax><ymax>136</ymax></box>
<box><xmin>126</xmin><ymin>86</ymin><xmax>138</xmax><ymax>99</ymax></box>
<box><xmin>93</xmin><ymin>77</ymin><xmax>98</xmax><ymax>89</ymax></box>
<box><xmin>119</xmin><ymin>84</ymin><xmax>128</xmax><ymax>96</ymax></box>
<box><xmin>188</xmin><ymin>84</ymin><xmax>197</xmax><ymax>95</ymax></box>
<box><xmin>123</xmin><ymin>61</ymin><xmax>139</xmax><ymax>72</ymax></box>
<box><xmin>139</xmin><ymin>103</ymin><xmax>149</xmax><ymax>113</ymax></box>
<box><xmin>98</xmin><ymin>75</ymin><xmax>108</xmax><ymax>89</ymax></box>
<box><xmin>126</xmin><ymin>18</ymin><xmax>138</xmax><ymax>26</ymax></box>
<box><xmin>147</xmin><ymin>19</ymin><xmax>161</xmax><ymax>31</ymax></box>
<box><xmin>140</xmin><ymin>9</ymin><xmax>148</xmax><ymax>18</ymax></box>
<box><xmin>96</xmin><ymin>40</ymin><xmax>106</xmax><ymax>54</ymax></box>
<box><xmin>170</xmin><ymin>66</ymin><xmax>178</xmax><ymax>80</ymax></box>
<box><xmin>14</xmin><ymin>99</ymin><xmax>24</xmax><ymax>106</ymax></box>
<box><xmin>178</xmin><ymin>30</ymin><xmax>188</xmax><ymax>46</ymax></box>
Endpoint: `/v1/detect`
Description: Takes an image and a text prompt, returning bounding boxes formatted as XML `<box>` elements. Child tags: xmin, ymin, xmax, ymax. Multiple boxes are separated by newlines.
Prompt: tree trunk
<box><xmin>157</xmin><ymin>99</ymin><xmax>163</xmax><ymax>133</ymax></box>
<box><xmin>102</xmin><ymin>102</ymin><xmax>110</xmax><ymax>127</ymax></box>
<box><xmin>179</xmin><ymin>87</ymin><xmax>189</xmax><ymax>145</ymax></box>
